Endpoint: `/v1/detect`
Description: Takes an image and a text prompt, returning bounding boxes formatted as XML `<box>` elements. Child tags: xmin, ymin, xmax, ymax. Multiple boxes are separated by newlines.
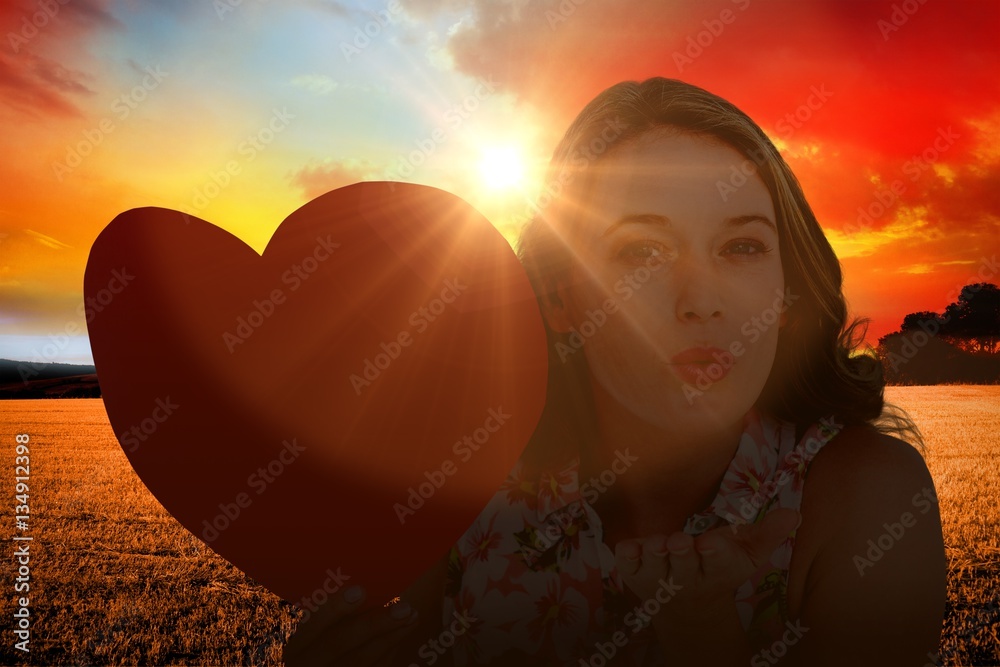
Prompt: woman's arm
<box><xmin>787</xmin><ymin>427</ymin><xmax>946</xmax><ymax>666</ymax></box>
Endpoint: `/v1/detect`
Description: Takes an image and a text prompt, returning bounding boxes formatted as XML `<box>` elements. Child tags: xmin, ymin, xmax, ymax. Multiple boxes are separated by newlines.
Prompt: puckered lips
<box><xmin>666</xmin><ymin>346</ymin><xmax>734</xmax><ymax>386</ymax></box>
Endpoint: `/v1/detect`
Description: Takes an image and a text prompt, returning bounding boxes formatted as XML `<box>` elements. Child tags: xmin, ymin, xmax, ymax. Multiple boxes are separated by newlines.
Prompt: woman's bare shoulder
<box><xmin>787</xmin><ymin>423</ymin><xmax>945</xmax><ymax>665</ymax></box>
<box><xmin>801</xmin><ymin>424</ymin><xmax>934</xmax><ymax>531</ymax></box>
<box><xmin>792</xmin><ymin>423</ymin><xmax>937</xmax><ymax>576</ymax></box>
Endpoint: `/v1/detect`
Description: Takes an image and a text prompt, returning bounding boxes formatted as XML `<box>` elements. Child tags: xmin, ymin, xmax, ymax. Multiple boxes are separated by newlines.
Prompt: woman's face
<box><xmin>548</xmin><ymin>130</ymin><xmax>785</xmax><ymax>434</ymax></box>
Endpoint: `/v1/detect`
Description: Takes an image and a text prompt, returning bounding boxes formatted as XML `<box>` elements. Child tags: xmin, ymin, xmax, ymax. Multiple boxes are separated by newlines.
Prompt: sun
<box><xmin>478</xmin><ymin>146</ymin><xmax>526</xmax><ymax>191</ymax></box>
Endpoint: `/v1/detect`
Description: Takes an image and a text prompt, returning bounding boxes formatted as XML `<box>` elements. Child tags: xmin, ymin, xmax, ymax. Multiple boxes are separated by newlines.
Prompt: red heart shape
<box><xmin>84</xmin><ymin>182</ymin><xmax>548</xmax><ymax>606</ymax></box>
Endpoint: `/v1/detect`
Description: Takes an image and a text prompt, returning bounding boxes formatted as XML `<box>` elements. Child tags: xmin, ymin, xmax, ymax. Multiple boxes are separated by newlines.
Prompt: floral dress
<box><xmin>441</xmin><ymin>409</ymin><xmax>844</xmax><ymax>666</ymax></box>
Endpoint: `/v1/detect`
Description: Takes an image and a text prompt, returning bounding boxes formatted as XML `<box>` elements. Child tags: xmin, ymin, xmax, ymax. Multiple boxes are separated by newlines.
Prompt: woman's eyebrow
<box><xmin>726</xmin><ymin>214</ymin><xmax>777</xmax><ymax>233</ymax></box>
<box><xmin>600</xmin><ymin>212</ymin><xmax>776</xmax><ymax>237</ymax></box>
<box><xmin>600</xmin><ymin>213</ymin><xmax>670</xmax><ymax>237</ymax></box>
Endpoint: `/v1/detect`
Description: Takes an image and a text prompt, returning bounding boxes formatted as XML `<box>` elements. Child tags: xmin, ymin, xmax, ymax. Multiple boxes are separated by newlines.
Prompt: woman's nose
<box><xmin>673</xmin><ymin>258</ymin><xmax>723</xmax><ymax>323</ymax></box>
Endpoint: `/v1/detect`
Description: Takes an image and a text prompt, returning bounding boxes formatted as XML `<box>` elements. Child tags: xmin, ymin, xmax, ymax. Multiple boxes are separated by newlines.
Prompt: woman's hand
<box><xmin>614</xmin><ymin>508</ymin><xmax>800</xmax><ymax>615</ymax></box>
<box><xmin>283</xmin><ymin>585</ymin><xmax>422</xmax><ymax>667</ymax></box>
<box><xmin>613</xmin><ymin>508</ymin><xmax>801</xmax><ymax>662</ymax></box>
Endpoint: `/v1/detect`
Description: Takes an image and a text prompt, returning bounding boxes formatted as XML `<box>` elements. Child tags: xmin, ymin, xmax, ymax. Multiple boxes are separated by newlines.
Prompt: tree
<box><xmin>877</xmin><ymin>282</ymin><xmax>1000</xmax><ymax>384</ymax></box>
<box><xmin>900</xmin><ymin>311</ymin><xmax>944</xmax><ymax>334</ymax></box>
<box><xmin>937</xmin><ymin>283</ymin><xmax>1000</xmax><ymax>354</ymax></box>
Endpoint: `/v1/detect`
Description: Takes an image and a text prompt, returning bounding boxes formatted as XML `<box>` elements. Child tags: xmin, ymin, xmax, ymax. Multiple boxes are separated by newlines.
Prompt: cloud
<box><xmin>0</xmin><ymin>0</ymin><xmax>120</xmax><ymax>119</ymax></box>
<box><xmin>400</xmin><ymin>0</ymin><xmax>475</xmax><ymax>20</ymax></box>
<box><xmin>0</xmin><ymin>52</ymin><xmax>90</xmax><ymax>118</ymax></box>
<box><xmin>412</xmin><ymin>0</ymin><xmax>998</xmax><ymax>186</ymax></box>
<box><xmin>826</xmin><ymin>208</ymin><xmax>933</xmax><ymax>259</ymax></box>
<box><xmin>58</xmin><ymin>0</ymin><xmax>121</xmax><ymax>30</ymax></box>
<box><xmin>431</xmin><ymin>0</ymin><xmax>998</xmax><ymax>129</ymax></box>
<box><xmin>291</xmin><ymin>158</ymin><xmax>384</xmax><ymax>200</ymax></box>
<box><xmin>399</xmin><ymin>0</ymin><xmax>1000</xmax><ymax>254</ymax></box>
<box><xmin>902</xmin><ymin>259</ymin><xmax>978</xmax><ymax>275</ymax></box>
<box><xmin>793</xmin><ymin>111</ymin><xmax>1000</xmax><ymax>243</ymax></box>
<box><xmin>408</xmin><ymin>2</ymin><xmax>999</xmax><ymax>344</ymax></box>
<box><xmin>299</xmin><ymin>0</ymin><xmax>353</xmax><ymax>18</ymax></box>
<box><xmin>25</xmin><ymin>229</ymin><xmax>72</xmax><ymax>250</ymax></box>
<box><xmin>291</xmin><ymin>74</ymin><xmax>340</xmax><ymax>94</ymax></box>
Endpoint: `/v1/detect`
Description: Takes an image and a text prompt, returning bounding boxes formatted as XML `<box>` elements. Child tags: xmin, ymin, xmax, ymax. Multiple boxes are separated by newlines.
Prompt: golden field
<box><xmin>0</xmin><ymin>387</ymin><xmax>997</xmax><ymax>665</ymax></box>
<box><xmin>884</xmin><ymin>386</ymin><xmax>1000</xmax><ymax>665</ymax></box>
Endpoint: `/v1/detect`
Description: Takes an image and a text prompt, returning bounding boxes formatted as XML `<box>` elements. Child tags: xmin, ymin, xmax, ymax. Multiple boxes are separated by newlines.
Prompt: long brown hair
<box><xmin>515</xmin><ymin>77</ymin><xmax>921</xmax><ymax>464</ymax></box>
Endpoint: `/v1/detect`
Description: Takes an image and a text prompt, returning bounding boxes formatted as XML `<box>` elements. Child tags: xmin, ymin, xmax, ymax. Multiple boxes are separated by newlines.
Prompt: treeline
<box><xmin>0</xmin><ymin>359</ymin><xmax>101</xmax><ymax>399</ymax></box>
<box><xmin>877</xmin><ymin>282</ymin><xmax>1000</xmax><ymax>385</ymax></box>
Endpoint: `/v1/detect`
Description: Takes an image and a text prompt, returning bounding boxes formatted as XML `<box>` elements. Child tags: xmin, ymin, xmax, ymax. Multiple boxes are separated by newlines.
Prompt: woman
<box><xmin>285</xmin><ymin>78</ymin><xmax>945</xmax><ymax>666</ymax></box>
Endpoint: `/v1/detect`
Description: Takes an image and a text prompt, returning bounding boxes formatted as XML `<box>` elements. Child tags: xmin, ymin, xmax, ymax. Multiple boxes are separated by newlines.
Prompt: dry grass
<box><xmin>0</xmin><ymin>400</ymin><xmax>297</xmax><ymax>666</ymax></box>
<box><xmin>0</xmin><ymin>389</ymin><xmax>997</xmax><ymax>665</ymax></box>
<box><xmin>886</xmin><ymin>386</ymin><xmax>1000</xmax><ymax>666</ymax></box>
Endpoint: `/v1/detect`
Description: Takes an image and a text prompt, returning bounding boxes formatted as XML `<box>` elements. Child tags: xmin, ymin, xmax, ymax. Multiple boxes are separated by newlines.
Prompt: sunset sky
<box><xmin>0</xmin><ymin>0</ymin><xmax>997</xmax><ymax>365</ymax></box>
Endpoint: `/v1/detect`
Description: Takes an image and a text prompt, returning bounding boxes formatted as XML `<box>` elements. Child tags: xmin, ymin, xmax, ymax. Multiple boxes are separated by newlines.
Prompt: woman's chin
<box><xmin>655</xmin><ymin>382</ymin><xmax>758</xmax><ymax>427</ymax></box>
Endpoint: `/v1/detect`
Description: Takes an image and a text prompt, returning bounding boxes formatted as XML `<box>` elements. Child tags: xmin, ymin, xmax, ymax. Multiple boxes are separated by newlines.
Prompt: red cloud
<box><xmin>428</xmin><ymin>0</ymin><xmax>998</xmax><ymax>233</ymax></box>
<box><xmin>414</xmin><ymin>0</ymin><xmax>999</xmax><ymax>342</ymax></box>
<box><xmin>0</xmin><ymin>0</ymin><xmax>120</xmax><ymax>119</ymax></box>
<box><xmin>438</xmin><ymin>0</ymin><xmax>998</xmax><ymax>152</ymax></box>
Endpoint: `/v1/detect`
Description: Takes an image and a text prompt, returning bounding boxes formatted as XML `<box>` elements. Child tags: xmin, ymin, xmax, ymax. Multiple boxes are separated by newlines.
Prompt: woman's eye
<box><xmin>723</xmin><ymin>239</ymin><xmax>770</xmax><ymax>257</ymax></box>
<box><xmin>617</xmin><ymin>240</ymin><xmax>671</xmax><ymax>263</ymax></box>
